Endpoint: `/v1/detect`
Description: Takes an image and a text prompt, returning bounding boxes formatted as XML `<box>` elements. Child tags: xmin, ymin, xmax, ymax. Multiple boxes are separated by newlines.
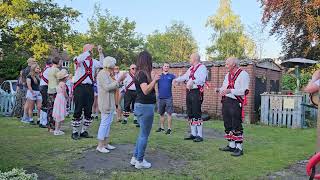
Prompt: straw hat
<box><xmin>103</xmin><ymin>56</ymin><xmax>117</xmax><ymax>68</ymax></box>
<box><xmin>83</xmin><ymin>44</ymin><xmax>95</xmax><ymax>53</ymax></box>
<box><xmin>57</xmin><ymin>69</ymin><xmax>69</xmax><ymax>80</ymax></box>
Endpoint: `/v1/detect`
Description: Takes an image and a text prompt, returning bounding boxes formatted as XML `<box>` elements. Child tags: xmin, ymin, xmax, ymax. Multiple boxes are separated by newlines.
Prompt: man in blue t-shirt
<box><xmin>156</xmin><ymin>63</ymin><xmax>176</xmax><ymax>134</ymax></box>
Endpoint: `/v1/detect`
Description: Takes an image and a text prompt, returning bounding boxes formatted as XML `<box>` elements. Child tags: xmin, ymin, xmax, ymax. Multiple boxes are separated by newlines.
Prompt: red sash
<box><xmin>40</xmin><ymin>65</ymin><xmax>51</xmax><ymax>84</ymax></box>
<box><xmin>125</xmin><ymin>73</ymin><xmax>135</xmax><ymax>92</ymax></box>
<box><xmin>73</xmin><ymin>56</ymin><xmax>94</xmax><ymax>90</ymax></box>
<box><xmin>189</xmin><ymin>63</ymin><xmax>204</xmax><ymax>92</ymax></box>
<box><xmin>224</xmin><ymin>69</ymin><xmax>249</xmax><ymax>120</ymax></box>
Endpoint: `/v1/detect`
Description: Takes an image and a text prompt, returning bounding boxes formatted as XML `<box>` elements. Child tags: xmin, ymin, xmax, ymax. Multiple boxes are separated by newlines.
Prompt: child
<box><xmin>52</xmin><ymin>69</ymin><xmax>69</xmax><ymax>136</ymax></box>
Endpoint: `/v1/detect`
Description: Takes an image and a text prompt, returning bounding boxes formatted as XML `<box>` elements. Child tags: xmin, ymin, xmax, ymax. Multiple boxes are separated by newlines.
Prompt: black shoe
<box><xmin>95</xmin><ymin>116</ymin><xmax>98</xmax><ymax>120</ymax></box>
<box><xmin>156</xmin><ymin>128</ymin><xmax>164</xmax><ymax>132</ymax></box>
<box><xmin>133</xmin><ymin>120</ymin><xmax>138</xmax><ymax>124</ymax></box>
<box><xmin>136</xmin><ymin>124</ymin><xmax>140</xmax><ymax>128</ymax></box>
<box><xmin>193</xmin><ymin>136</ymin><xmax>203</xmax><ymax>142</ymax></box>
<box><xmin>122</xmin><ymin>120</ymin><xmax>127</xmax><ymax>124</ymax></box>
<box><xmin>184</xmin><ymin>135</ymin><xmax>196</xmax><ymax>140</ymax></box>
<box><xmin>37</xmin><ymin>120</ymin><xmax>40</xmax><ymax>125</ymax></box>
<box><xmin>219</xmin><ymin>146</ymin><xmax>236</xmax><ymax>152</ymax></box>
<box><xmin>39</xmin><ymin>124</ymin><xmax>47</xmax><ymax>128</ymax></box>
<box><xmin>80</xmin><ymin>131</ymin><xmax>93</xmax><ymax>138</ymax></box>
<box><xmin>231</xmin><ymin>148</ymin><xmax>243</xmax><ymax>157</ymax></box>
<box><xmin>165</xmin><ymin>129</ymin><xmax>172</xmax><ymax>135</ymax></box>
<box><xmin>71</xmin><ymin>132</ymin><xmax>80</xmax><ymax>140</ymax></box>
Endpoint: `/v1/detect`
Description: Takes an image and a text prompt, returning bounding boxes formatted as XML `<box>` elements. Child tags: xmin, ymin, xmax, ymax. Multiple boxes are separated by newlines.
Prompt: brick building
<box><xmin>153</xmin><ymin>59</ymin><xmax>282</xmax><ymax>123</ymax></box>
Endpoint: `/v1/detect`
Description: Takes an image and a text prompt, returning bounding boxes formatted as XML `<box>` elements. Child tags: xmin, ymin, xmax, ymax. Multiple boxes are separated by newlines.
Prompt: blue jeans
<box><xmin>134</xmin><ymin>103</ymin><xmax>155</xmax><ymax>162</ymax></box>
<box><xmin>97</xmin><ymin>112</ymin><xmax>114</xmax><ymax>140</ymax></box>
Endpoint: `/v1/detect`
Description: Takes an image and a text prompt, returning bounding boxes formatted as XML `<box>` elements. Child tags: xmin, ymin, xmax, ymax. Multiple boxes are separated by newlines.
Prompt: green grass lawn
<box><xmin>0</xmin><ymin>115</ymin><xmax>316</xmax><ymax>180</ymax></box>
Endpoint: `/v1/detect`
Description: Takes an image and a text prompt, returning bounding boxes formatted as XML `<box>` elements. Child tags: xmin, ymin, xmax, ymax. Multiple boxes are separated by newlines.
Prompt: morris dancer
<box><xmin>39</xmin><ymin>59</ymin><xmax>52</xmax><ymax>128</ymax></box>
<box><xmin>173</xmin><ymin>53</ymin><xmax>207</xmax><ymax>142</ymax></box>
<box><xmin>122</xmin><ymin>64</ymin><xmax>138</xmax><ymax>126</ymax></box>
<box><xmin>216</xmin><ymin>57</ymin><xmax>249</xmax><ymax>157</ymax></box>
<box><xmin>71</xmin><ymin>44</ymin><xmax>103</xmax><ymax>140</ymax></box>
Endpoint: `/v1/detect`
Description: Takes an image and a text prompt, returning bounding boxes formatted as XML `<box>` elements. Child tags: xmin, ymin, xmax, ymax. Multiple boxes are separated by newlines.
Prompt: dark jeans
<box><xmin>73</xmin><ymin>84</ymin><xmax>94</xmax><ymax>119</ymax></box>
<box><xmin>134</xmin><ymin>103</ymin><xmax>155</xmax><ymax>162</ymax></box>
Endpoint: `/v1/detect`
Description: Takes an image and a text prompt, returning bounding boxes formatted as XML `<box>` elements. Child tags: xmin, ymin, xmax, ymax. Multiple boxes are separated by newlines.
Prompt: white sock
<box><xmin>81</xmin><ymin>126</ymin><xmax>88</xmax><ymax>133</ymax></box>
<box><xmin>134</xmin><ymin>116</ymin><xmax>137</xmax><ymax>120</ymax></box>
<box><xmin>196</xmin><ymin>125</ymin><xmax>203</xmax><ymax>137</ymax></box>
<box><xmin>40</xmin><ymin>110</ymin><xmax>47</xmax><ymax>125</ymax></box>
<box><xmin>191</xmin><ymin>125</ymin><xmax>197</xmax><ymax>136</ymax></box>
<box><xmin>72</xmin><ymin>127</ymin><xmax>78</xmax><ymax>133</ymax></box>
<box><xmin>236</xmin><ymin>143</ymin><xmax>243</xmax><ymax>150</ymax></box>
<box><xmin>124</xmin><ymin>117</ymin><xmax>128</xmax><ymax>121</ymax></box>
<box><xmin>229</xmin><ymin>141</ymin><xmax>236</xmax><ymax>148</ymax></box>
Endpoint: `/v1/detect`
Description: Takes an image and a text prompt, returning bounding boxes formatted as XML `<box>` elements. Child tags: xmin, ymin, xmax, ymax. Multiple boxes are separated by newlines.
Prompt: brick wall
<box><xmin>153</xmin><ymin>62</ymin><xmax>282</xmax><ymax>123</ymax></box>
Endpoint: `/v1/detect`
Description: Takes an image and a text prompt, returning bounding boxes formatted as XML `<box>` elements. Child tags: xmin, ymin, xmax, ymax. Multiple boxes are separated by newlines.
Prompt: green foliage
<box><xmin>146</xmin><ymin>21</ymin><xmax>198</xmax><ymax>62</ymax></box>
<box><xmin>0</xmin><ymin>54</ymin><xmax>27</xmax><ymax>81</ymax></box>
<box><xmin>0</xmin><ymin>0</ymin><xmax>80</xmax><ymax>62</ymax></box>
<box><xmin>0</xmin><ymin>168</ymin><xmax>37</xmax><ymax>180</ymax></box>
<box><xmin>282</xmin><ymin>73</ymin><xmax>311</xmax><ymax>91</ymax></box>
<box><xmin>206</xmin><ymin>0</ymin><xmax>256</xmax><ymax>60</ymax></box>
<box><xmin>86</xmin><ymin>4</ymin><xmax>144</xmax><ymax>65</ymax></box>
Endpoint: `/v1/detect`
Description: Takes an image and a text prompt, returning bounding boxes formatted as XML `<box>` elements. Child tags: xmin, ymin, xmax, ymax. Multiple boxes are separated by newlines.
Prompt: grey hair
<box><xmin>227</xmin><ymin>57</ymin><xmax>240</xmax><ymax>67</ymax></box>
<box><xmin>191</xmin><ymin>53</ymin><xmax>201</xmax><ymax>62</ymax></box>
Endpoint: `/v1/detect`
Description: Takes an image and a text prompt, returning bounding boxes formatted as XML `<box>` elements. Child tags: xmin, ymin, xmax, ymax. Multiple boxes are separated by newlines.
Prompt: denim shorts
<box><xmin>158</xmin><ymin>97</ymin><xmax>173</xmax><ymax>115</ymax></box>
<box><xmin>26</xmin><ymin>90</ymin><xmax>42</xmax><ymax>101</ymax></box>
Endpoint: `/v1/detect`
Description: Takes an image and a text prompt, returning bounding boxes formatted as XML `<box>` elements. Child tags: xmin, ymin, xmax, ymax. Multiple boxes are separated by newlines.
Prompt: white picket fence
<box><xmin>260</xmin><ymin>93</ymin><xmax>317</xmax><ymax>128</ymax></box>
<box><xmin>0</xmin><ymin>93</ymin><xmax>75</xmax><ymax>116</ymax></box>
<box><xmin>0</xmin><ymin>94</ymin><xmax>16</xmax><ymax>116</ymax></box>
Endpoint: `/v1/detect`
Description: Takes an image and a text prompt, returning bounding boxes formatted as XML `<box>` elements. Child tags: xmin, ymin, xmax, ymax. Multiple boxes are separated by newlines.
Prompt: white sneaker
<box><xmin>106</xmin><ymin>144</ymin><xmax>116</xmax><ymax>150</ymax></box>
<box><xmin>54</xmin><ymin>131</ymin><xmax>64</xmax><ymax>136</ymax></box>
<box><xmin>134</xmin><ymin>159</ymin><xmax>151</xmax><ymax>169</ymax></box>
<box><xmin>96</xmin><ymin>147</ymin><xmax>110</xmax><ymax>153</ymax></box>
<box><xmin>130</xmin><ymin>157</ymin><xmax>137</xmax><ymax>166</ymax></box>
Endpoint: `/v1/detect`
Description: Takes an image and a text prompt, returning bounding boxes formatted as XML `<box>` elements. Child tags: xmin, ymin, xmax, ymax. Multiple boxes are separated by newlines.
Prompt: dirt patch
<box><xmin>25</xmin><ymin>166</ymin><xmax>56</xmax><ymax>180</ymax></box>
<box><xmin>186</xmin><ymin>127</ymin><xmax>224</xmax><ymax>139</ymax></box>
<box><xmin>260</xmin><ymin>160</ymin><xmax>311</xmax><ymax>180</ymax></box>
<box><xmin>71</xmin><ymin>144</ymin><xmax>187</xmax><ymax>174</ymax></box>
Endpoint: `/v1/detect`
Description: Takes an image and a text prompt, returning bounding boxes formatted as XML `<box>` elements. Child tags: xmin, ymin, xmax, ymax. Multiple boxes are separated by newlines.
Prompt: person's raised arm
<box><xmin>140</xmin><ymin>73</ymin><xmax>160</xmax><ymax>95</ymax></box>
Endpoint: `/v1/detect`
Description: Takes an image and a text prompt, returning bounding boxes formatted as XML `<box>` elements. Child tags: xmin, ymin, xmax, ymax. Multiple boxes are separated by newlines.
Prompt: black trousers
<box><xmin>123</xmin><ymin>90</ymin><xmax>137</xmax><ymax>116</ymax></box>
<box><xmin>186</xmin><ymin>89</ymin><xmax>203</xmax><ymax>119</ymax></box>
<box><xmin>40</xmin><ymin>85</ymin><xmax>48</xmax><ymax>111</ymax></box>
<box><xmin>73</xmin><ymin>84</ymin><xmax>94</xmax><ymax>119</ymax></box>
<box><xmin>222</xmin><ymin>97</ymin><xmax>243</xmax><ymax>140</ymax></box>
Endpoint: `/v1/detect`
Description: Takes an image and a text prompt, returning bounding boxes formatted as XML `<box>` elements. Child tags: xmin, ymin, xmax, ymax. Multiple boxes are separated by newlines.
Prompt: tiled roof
<box><xmin>153</xmin><ymin>58</ymin><xmax>276</xmax><ymax>68</ymax></box>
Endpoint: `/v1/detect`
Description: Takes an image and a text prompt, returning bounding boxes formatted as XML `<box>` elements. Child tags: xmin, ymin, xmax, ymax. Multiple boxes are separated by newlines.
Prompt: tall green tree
<box><xmin>0</xmin><ymin>0</ymin><xmax>79</xmax><ymax>80</ymax></box>
<box><xmin>86</xmin><ymin>5</ymin><xmax>144</xmax><ymax>65</ymax></box>
<box><xmin>206</xmin><ymin>0</ymin><xmax>255</xmax><ymax>60</ymax></box>
<box><xmin>146</xmin><ymin>21</ymin><xmax>198</xmax><ymax>62</ymax></box>
<box><xmin>260</xmin><ymin>0</ymin><xmax>320</xmax><ymax>60</ymax></box>
<box><xmin>0</xmin><ymin>0</ymin><xmax>80</xmax><ymax>60</ymax></box>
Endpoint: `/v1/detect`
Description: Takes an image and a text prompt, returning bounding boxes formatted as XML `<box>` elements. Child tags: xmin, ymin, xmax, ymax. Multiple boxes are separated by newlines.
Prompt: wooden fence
<box><xmin>0</xmin><ymin>94</ymin><xmax>75</xmax><ymax>117</ymax></box>
<box><xmin>260</xmin><ymin>93</ymin><xmax>317</xmax><ymax>128</ymax></box>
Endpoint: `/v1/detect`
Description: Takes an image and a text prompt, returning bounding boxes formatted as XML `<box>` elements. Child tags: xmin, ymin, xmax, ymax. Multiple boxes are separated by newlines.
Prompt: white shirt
<box><xmin>40</xmin><ymin>66</ymin><xmax>51</xmax><ymax>86</ymax></box>
<box><xmin>123</xmin><ymin>72</ymin><xmax>136</xmax><ymax>91</ymax></box>
<box><xmin>315</xmin><ymin>79</ymin><xmax>320</xmax><ymax>87</ymax></box>
<box><xmin>174</xmin><ymin>63</ymin><xmax>207</xmax><ymax>89</ymax></box>
<box><xmin>73</xmin><ymin>51</ymin><xmax>103</xmax><ymax>85</ymax></box>
<box><xmin>220</xmin><ymin>69</ymin><xmax>250</xmax><ymax>100</ymax></box>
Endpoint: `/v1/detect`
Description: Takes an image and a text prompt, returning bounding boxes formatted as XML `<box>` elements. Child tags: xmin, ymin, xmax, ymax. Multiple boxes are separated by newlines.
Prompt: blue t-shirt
<box><xmin>158</xmin><ymin>73</ymin><xmax>176</xmax><ymax>99</ymax></box>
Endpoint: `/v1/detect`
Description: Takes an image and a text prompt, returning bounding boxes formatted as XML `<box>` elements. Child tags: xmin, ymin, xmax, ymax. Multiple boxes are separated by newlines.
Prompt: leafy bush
<box><xmin>0</xmin><ymin>168</ymin><xmax>37</xmax><ymax>180</ymax></box>
<box><xmin>282</xmin><ymin>73</ymin><xmax>311</xmax><ymax>91</ymax></box>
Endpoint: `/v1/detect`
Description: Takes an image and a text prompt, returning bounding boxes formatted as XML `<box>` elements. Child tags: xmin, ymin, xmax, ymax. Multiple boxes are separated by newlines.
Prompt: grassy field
<box><xmin>0</xmin><ymin>115</ymin><xmax>316</xmax><ymax>180</ymax></box>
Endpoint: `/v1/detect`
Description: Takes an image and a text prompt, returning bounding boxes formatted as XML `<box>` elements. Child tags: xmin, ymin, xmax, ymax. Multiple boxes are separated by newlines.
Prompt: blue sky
<box><xmin>55</xmin><ymin>0</ymin><xmax>282</xmax><ymax>60</ymax></box>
